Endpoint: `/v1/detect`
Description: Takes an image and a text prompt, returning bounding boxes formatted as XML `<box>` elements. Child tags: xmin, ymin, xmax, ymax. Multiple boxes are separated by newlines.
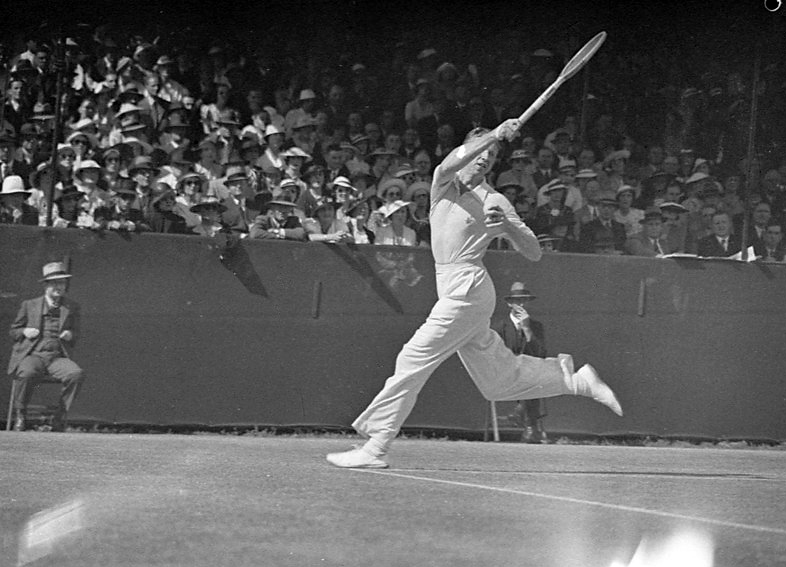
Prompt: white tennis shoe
<box><xmin>326</xmin><ymin>446</ymin><xmax>389</xmax><ymax>469</ymax></box>
<box><xmin>572</xmin><ymin>364</ymin><xmax>624</xmax><ymax>416</ymax></box>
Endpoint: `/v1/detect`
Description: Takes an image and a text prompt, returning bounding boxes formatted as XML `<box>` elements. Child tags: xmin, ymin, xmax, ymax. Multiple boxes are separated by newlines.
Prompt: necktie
<box><xmin>722</xmin><ymin>238</ymin><xmax>728</xmax><ymax>252</ymax></box>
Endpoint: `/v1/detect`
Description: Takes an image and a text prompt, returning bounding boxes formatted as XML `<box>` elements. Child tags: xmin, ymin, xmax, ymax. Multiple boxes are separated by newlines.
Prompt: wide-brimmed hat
<box><xmin>685</xmin><ymin>171</ymin><xmax>710</xmax><ymax>185</ymax></box>
<box><xmin>281</xmin><ymin>147</ymin><xmax>311</xmax><ymax>160</ymax></box>
<box><xmin>616</xmin><ymin>185</ymin><xmax>635</xmax><ymax>197</ymax></box>
<box><xmin>263</xmin><ymin>124</ymin><xmax>283</xmax><ymax>138</ymax></box>
<box><xmin>128</xmin><ymin>155</ymin><xmax>158</xmax><ymax>174</ymax></box>
<box><xmin>0</xmin><ymin>175</ymin><xmax>30</xmax><ymax>197</ymax></box>
<box><xmin>190</xmin><ymin>196</ymin><xmax>227</xmax><ymax>214</ymax></box>
<box><xmin>576</xmin><ymin>168</ymin><xmax>598</xmax><ymax>179</ymax></box>
<box><xmin>152</xmin><ymin>184</ymin><xmax>177</xmax><ymax>206</ymax></box>
<box><xmin>298</xmin><ymin>89</ymin><xmax>316</xmax><ymax>101</ymax></box>
<box><xmin>504</xmin><ymin>281</ymin><xmax>536</xmax><ymax>301</ymax></box>
<box><xmin>366</xmin><ymin>147</ymin><xmax>397</xmax><ymax>162</ymax></box>
<box><xmin>598</xmin><ymin>190</ymin><xmax>619</xmax><ymax>206</ymax></box>
<box><xmin>115</xmin><ymin>102</ymin><xmax>143</xmax><ymax>119</ymax></box>
<box><xmin>73</xmin><ymin>159</ymin><xmax>102</xmax><ymax>177</ymax></box>
<box><xmin>380</xmin><ymin>199</ymin><xmax>411</xmax><ymax>218</ymax></box>
<box><xmin>603</xmin><ymin>149</ymin><xmax>630</xmax><ymax>165</ymax></box>
<box><xmin>39</xmin><ymin>262</ymin><xmax>73</xmax><ymax>283</ymax></box>
<box><xmin>558</xmin><ymin>158</ymin><xmax>577</xmax><ymax>171</ymax></box>
<box><xmin>292</xmin><ymin>115</ymin><xmax>317</xmax><ymax>130</ymax></box>
<box><xmin>267</xmin><ymin>198</ymin><xmax>301</xmax><ymax>210</ymax></box>
<box><xmin>332</xmin><ymin>176</ymin><xmax>355</xmax><ymax>191</ymax></box>
<box><xmin>537</xmin><ymin>234</ymin><xmax>563</xmax><ymax>245</ymax></box>
<box><xmin>350</xmin><ymin>134</ymin><xmax>370</xmax><ymax>146</ymax></box>
<box><xmin>508</xmin><ymin>149</ymin><xmax>531</xmax><ymax>162</ymax></box>
<box><xmin>377</xmin><ymin>178</ymin><xmax>407</xmax><ymax>200</ymax></box>
<box><xmin>405</xmin><ymin>181</ymin><xmax>430</xmax><ymax>201</ymax></box>
<box><xmin>544</xmin><ymin>182</ymin><xmax>567</xmax><ymax>194</ymax></box>
<box><xmin>659</xmin><ymin>201</ymin><xmax>688</xmax><ymax>214</ymax></box>
<box><xmin>177</xmin><ymin>171</ymin><xmax>207</xmax><ymax>191</ymax></box>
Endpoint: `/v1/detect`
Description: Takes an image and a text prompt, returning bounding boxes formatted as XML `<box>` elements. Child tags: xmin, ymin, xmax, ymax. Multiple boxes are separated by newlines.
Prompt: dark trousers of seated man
<box><xmin>13</xmin><ymin>353</ymin><xmax>84</xmax><ymax>419</ymax></box>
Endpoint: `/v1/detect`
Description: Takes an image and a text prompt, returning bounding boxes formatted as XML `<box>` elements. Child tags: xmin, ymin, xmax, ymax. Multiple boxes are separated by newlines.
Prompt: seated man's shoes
<box><xmin>13</xmin><ymin>412</ymin><xmax>26</xmax><ymax>432</ymax></box>
<box><xmin>326</xmin><ymin>446</ymin><xmax>389</xmax><ymax>469</ymax></box>
<box><xmin>573</xmin><ymin>364</ymin><xmax>623</xmax><ymax>416</ymax></box>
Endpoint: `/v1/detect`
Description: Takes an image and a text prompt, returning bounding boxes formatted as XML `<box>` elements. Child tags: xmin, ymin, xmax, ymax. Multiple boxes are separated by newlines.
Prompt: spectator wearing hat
<box><xmin>173</xmin><ymin>172</ymin><xmax>207</xmax><ymax>227</ymax></box>
<box><xmin>538</xmin><ymin>159</ymin><xmax>583</xmax><ymax>212</ymax></box>
<box><xmin>218</xmin><ymin>168</ymin><xmax>253</xmax><ymax>233</ymax></box>
<box><xmin>660</xmin><ymin>201</ymin><xmax>689</xmax><ymax>253</ymax></box>
<box><xmin>345</xmin><ymin>196</ymin><xmax>375</xmax><ymax>244</ymax></box>
<box><xmin>190</xmin><ymin>197</ymin><xmax>230</xmax><ymax>238</ymax></box>
<box><xmin>579</xmin><ymin>190</ymin><xmax>627</xmax><ymax>254</ymax></box>
<box><xmin>492</xmin><ymin>282</ymin><xmax>549</xmax><ymax>443</ymax></box>
<box><xmin>73</xmin><ymin>160</ymin><xmax>111</xmax><ymax>228</ymax></box>
<box><xmin>405</xmin><ymin>181</ymin><xmax>431</xmax><ymax>247</ymax></box>
<box><xmin>249</xmin><ymin>199</ymin><xmax>306</xmax><ymax>241</ymax></box>
<box><xmin>614</xmin><ymin>185</ymin><xmax>644</xmax><ymax>237</ymax></box>
<box><xmin>0</xmin><ymin>176</ymin><xmax>37</xmax><ymax>225</ymax></box>
<box><xmin>696</xmin><ymin>211</ymin><xmax>741</xmax><ymax>257</ymax></box>
<box><xmin>8</xmin><ymin>261</ymin><xmax>85</xmax><ymax>431</ymax></box>
<box><xmin>99</xmin><ymin>146</ymin><xmax>128</xmax><ymax>193</ymax></box>
<box><xmin>374</xmin><ymin>200</ymin><xmax>418</xmax><ymax>247</ymax></box>
<box><xmin>329</xmin><ymin>176</ymin><xmax>358</xmax><ymax>222</ymax></box>
<box><xmin>127</xmin><ymin>155</ymin><xmax>158</xmax><ymax>220</ymax></box>
<box><xmin>284</xmin><ymin>89</ymin><xmax>318</xmax><ymax>139</ymax></box>
<box><xmin>532</xmin><ymin>183</ymin><xmax>575</xmax><ymax>238</ymax></box>
<box><xmin>52</xmin><ymin>186</ymin><xmax>84</xmax><ymax>228</ymax></box>
<box><xmin>15</xmin><ymin>123</ymin><xmax>46</xmax><ymax>170</ymax></box>
<box><xmin>367</xmin><ymin>148</ymin><xmax>396</xmax><ymax>190</ymax></box>
<box><xmin>625</xmin><ymin>207</ymin><xmax>673</xmax><ymax>256</ymax></box>
<box><xmin>496</xmin><ymin>149</ymin><xmax>537</xmax><ymax>202</ymax></box>
<box><xmin>297</xmin><ymin>164</ymin><xmax>328</xmax><ymax>219</ymax></box>
<box><xmin>104</xmin><ymin>179</ymin><xmax>143</xmax><ymax>232</ymax></box>
<box><xmin>747</xmin><ymin>201</ymin><xmax>773</xmax><ymax>251</ymax></box>
<box><xmin>147</xmin><ymin>183</ymin><xmax>188</xmax><ymax>234</ymax></box>
<box><xmin>256</xmin><ymin>125</ymin><xmax>286</xmax><ymax>173</ymax></box>
<box><xmin>304</xmin><ymin>199</ymin><xmax>352</xmax><ymax>243</ymax></box>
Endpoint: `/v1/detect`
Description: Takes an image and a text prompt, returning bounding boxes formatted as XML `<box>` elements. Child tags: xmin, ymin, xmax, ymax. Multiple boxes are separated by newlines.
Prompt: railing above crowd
<box><xmin>0</xmin><ymin>15</ymin><xmax>785</xmax><ymax>263</ymax></box>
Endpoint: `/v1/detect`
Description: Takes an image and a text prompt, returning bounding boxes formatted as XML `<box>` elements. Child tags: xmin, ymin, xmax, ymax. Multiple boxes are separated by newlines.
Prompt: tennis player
<box><xmin>327</xmin><ymin>119</ymin><xmax>623</xmax><ymax>469</ymax></box>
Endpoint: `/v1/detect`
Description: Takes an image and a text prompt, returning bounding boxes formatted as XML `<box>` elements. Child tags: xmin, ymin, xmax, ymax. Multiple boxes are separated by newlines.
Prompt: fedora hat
<box><xmin>39</xmin><ymin>262</ymin><xmax>72</xmax><ymax>283</ymax></box>
<box><xmin>575</xmin><ymin>168</ymin><xmax>598</xmax><ymax>179</ymax></box>
<box><xmin>263</xmin><ymin>124</ymin><xmax>283</xmax><ymax>138</ymax></box>
<box><xmin>505</xmin><ymin>282</ymin><xmax>536</xmax><ymax>301</ymax></box>
<box><xmin>190</xmin><ymin>196</ymin><xmax>227</xmax><ymax>214</ymax></box>
<box><xmin>0</xmin><ymin>175</ymin><xmax>30</xmax><ymax>197</ymax></box>
<box><xmin>128</xmin><ymin>155</ymin><xmax>158</xmax><ymax>174</ymax></box>
<box><xmin>281</xmin><ymin>147</ymin><xmax>311</xmax><ymax>160</ymax></box>
<box><xmin>73</xmin><ymin>159</ymin><xmax>102</xmax><ymax>177</ymax></box>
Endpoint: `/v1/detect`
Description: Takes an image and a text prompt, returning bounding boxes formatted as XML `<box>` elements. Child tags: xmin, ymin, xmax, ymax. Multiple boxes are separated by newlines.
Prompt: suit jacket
<box><xmin>753</xmin><ymin>241</ymin><xmax>786</xmax><ymax>262</ymax></box>
<box><xmin>492</xmin><ymin>317</ymin><xmax>546</xmax><ymax>358</ymax></box>
<box><xmin>624</xmin><ymin>232</ymin><xmax>673</xmax><ymax>257</ymax></box>
<box><xmin>579</xmin><ymin>218</ymin><xmax>628</xmax><ymax>253</ymax></box>
<box><xmin>696</xmin><ymin>234</ymin><xmax>742</xmax><ymax>257</ymax></box>
<box><xmin>220</xmin><ymin>197</ymin><xmax>252</xmax><ymax>233</ymax></box>
<box><xmin>8</xmin><ymin>296</ymin><xmax>80</xmax><ymax>374</ymax></box>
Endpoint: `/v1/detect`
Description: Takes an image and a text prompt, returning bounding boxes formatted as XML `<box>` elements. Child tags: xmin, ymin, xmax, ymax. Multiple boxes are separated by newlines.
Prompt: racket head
<box><xmin>558</xmin><ymin>31</ymin><xmax>607</xmax><ymax>82</ymax></box>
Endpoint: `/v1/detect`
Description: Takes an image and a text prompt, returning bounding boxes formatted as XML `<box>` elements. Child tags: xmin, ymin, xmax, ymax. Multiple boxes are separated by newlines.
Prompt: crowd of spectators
<box><xmin>1</xmin><ymin>12</ymin><xmax>785</xmax><ymax>262</ymax></box>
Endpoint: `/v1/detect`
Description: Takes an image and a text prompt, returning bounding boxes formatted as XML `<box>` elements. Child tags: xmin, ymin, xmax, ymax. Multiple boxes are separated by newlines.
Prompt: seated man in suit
<box><xmin>625</xmin><ymin>207</ymin><xmax>673</xmax><ymax>256</ymax></box>
<box><xmin>492</xmin><ymin>282</ymin><xmax>548</xmax><ymax>443</ymax></box>
<box><xmin>696</xmin><ymin>211</ymin><xmax>741</xmax><ymax>257</ymax></box>
<box><xmin>754</xmin><ymin>220</ymin><xmax>785</xmax><ymax>262</ymax></box>
<box><xmin>8</xmin><ymin>262</ymin><xmax>85</xmax><ymax>431</ymax></box>
<box><xmin>578</xmin><ymin>190</ymin><xmax>627</xmax><ymax>254</ymax></box>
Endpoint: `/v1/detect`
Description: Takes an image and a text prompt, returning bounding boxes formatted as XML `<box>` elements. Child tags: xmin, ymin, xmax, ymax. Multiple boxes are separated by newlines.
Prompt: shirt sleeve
<box><xmin>493</xmin><ymin>194</ymin><xmax>542</xmax><ymax>261</ymax></box>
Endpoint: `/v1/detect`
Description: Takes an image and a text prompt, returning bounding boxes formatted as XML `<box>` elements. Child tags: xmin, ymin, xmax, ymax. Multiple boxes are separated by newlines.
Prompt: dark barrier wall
<box><xmin>2</xmin><ymin>225</ymin><xmax>785</xmax><ymax>439</ymax></box>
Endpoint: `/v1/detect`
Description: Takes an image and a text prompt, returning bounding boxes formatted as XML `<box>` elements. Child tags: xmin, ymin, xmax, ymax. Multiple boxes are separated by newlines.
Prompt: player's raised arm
<box><xmin>433</xmin><ymin>119</ymin><xmax>522</xmax><ymax>185</ymax></box>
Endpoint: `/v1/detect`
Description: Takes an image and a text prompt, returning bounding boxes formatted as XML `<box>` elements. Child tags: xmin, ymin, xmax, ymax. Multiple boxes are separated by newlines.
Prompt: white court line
<box><xmin>358</xmin><ymin>469</ymin><xmax>786</xmax><ymax>536</ymax></box>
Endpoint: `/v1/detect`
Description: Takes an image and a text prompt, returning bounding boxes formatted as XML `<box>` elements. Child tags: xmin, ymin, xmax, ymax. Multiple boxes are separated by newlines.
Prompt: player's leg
<box><xmin>457</xmin><ymin>327</ymin><xmax>623</xmax><ymax>415</ymax></box>
<box><xmin>328</xmin><ymin>295</ymin><xmax>485</xmax><ymax>467</ymax></box>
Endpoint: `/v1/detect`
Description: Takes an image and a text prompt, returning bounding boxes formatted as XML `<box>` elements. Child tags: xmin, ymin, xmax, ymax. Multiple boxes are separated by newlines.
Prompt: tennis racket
<box><xmin>517</xmin><ymin>31</ymin><xmax>607</xmax><ymax>125</ymax></box>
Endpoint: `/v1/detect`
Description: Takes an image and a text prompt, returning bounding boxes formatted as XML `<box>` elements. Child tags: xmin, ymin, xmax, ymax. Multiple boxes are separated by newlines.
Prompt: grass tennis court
<box><xmin>1</xmin><ymin>432</ymin><xmax>785</xmax><ymax>567</ymax></box>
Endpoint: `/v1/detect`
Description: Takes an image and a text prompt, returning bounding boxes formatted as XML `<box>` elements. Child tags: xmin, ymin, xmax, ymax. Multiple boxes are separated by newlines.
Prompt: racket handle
<box><xmin>517</xmin><ymin>79</ymin><xmax>564</xmax><ymax>126</ymax></box>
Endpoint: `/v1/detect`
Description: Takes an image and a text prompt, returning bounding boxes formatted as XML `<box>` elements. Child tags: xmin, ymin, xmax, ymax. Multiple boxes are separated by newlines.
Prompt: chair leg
<box><xmin>6</xmin><ymin>379</ymin><xmax>18</xmax><ymax>431</ymax></box>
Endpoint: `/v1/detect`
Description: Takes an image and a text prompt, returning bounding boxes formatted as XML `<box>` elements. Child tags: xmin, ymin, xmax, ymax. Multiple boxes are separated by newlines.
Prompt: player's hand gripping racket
<box><xmin>517</xmin><ymin>31</ymin><xmax>607</xmax><ymax>126</ymax></box>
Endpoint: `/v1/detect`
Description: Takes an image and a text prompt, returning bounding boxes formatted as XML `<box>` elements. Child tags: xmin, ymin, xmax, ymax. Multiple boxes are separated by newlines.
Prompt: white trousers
<box><xmin>353</xmin><ymin>263</ymin><xmax>576</xmax><ymax>452</ymax></box>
